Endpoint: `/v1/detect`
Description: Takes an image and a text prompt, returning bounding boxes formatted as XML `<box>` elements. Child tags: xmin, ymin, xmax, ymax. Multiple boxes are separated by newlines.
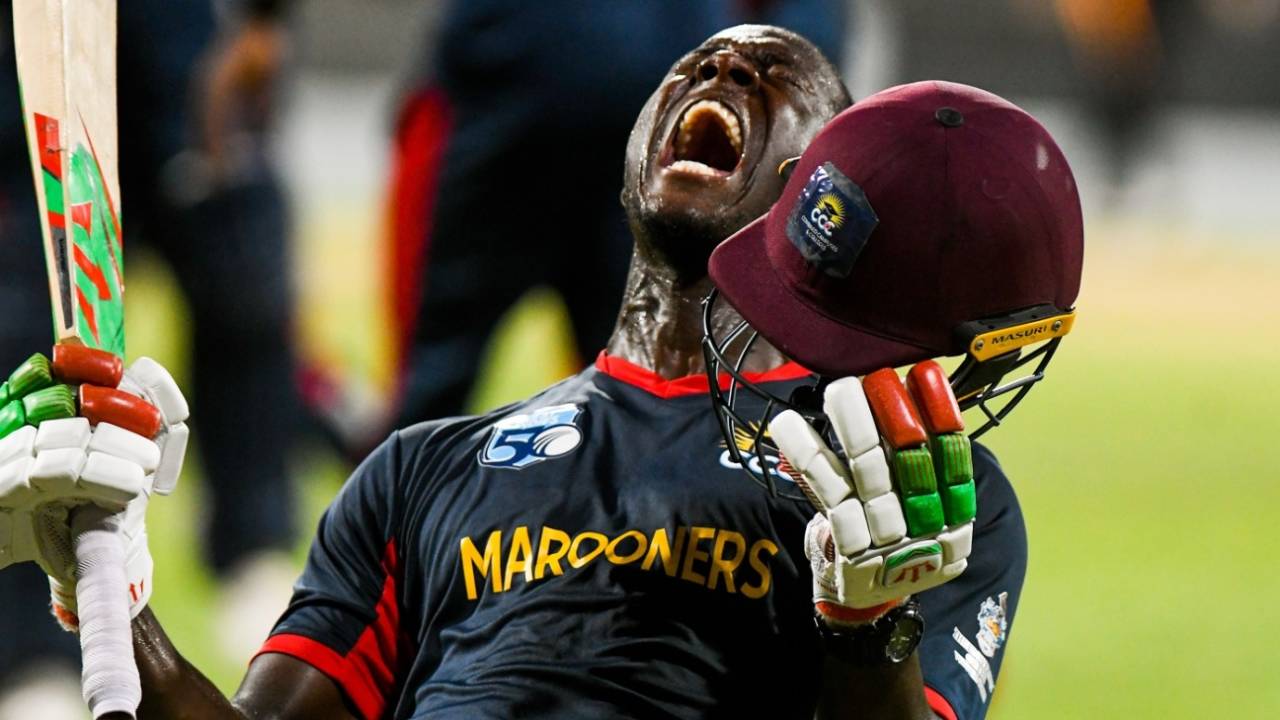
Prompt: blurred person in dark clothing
<box><xmin>0</xmin><ymin>0</ymin><xmax>298</xmax><ymax>696</ymax></box>
<box><xmin>1055</xmin><ymin>0</ymin><xmax>1193</xmax><ymax>189</ymax></box>
<box><xmin>381</xmin><ymin>0</ymin><xmax>846</xmax><ymax>432</ymax></box>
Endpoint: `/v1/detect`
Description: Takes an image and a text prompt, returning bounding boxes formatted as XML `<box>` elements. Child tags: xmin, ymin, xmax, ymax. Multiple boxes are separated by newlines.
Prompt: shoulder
<box><xmin>971</xmin><ymin>442</ymin><xmax>1015</xmax><ymax>503</ymax></box>
<box><xmin>386</xmin><ymin>368</ymin><xmax>602</xmax><ymax>487</ymax></box>
<box><xmin>967</xmin><ymin>441</ymin><xmax>1027</xmax><ymax>546</ymax></box>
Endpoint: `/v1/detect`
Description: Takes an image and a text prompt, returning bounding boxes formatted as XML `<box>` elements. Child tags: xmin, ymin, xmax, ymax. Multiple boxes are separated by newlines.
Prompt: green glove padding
<box><xmin>23</xmin><ymin>385</ymin><xmax>75</xmax><ymax>425</ymax></box>
<box><xmin>0</xmin><ymin>354</ymin><xmax>73</xmax><ymax>439</ymax></box>
<box><xmin>7</xmin><ymin>353</ymin><xmax>53</xmax><ymax>399</ymax></box>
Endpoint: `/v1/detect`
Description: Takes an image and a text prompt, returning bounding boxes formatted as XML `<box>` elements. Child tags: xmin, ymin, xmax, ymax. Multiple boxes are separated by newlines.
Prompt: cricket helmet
<box><xmin>703</xmin><ymin>81</ymin><xmax>1083</xmax><ymax>496</ymax></box>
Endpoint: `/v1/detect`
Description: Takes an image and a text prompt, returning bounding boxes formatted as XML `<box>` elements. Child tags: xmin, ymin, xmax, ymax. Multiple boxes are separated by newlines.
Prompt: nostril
<box><xmin>728</xmin><ymin>67</ymin><xmax>754</xmax><ymax>87</ymax></box>
<box><xmin>698</xmin><ymin>63</ymin><xmax>718</xmax><ymax>82</ymax></box>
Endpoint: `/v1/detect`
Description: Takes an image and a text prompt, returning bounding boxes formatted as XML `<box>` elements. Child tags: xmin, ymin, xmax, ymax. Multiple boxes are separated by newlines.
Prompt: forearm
<box><xmin>132</xmin><ymin>607</ymin><xmax>246</xmax><ymax>720</ymax></box>
<box><xmin>816</xmin><ymin>652</ymin><xmax>938</xmax><ymax>720</ymax></box>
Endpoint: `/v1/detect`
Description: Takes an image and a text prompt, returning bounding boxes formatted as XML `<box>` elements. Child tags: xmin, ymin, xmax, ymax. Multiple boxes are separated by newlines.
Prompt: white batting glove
<box><xmin>0</xmin><ymin>353</ymin><xmax>189</xmax><ymax>630</ymax></box>
<box><xmin>770</xmin><ymin>361</ymin><xmax>977</xmax><ymax>627</ymax></box>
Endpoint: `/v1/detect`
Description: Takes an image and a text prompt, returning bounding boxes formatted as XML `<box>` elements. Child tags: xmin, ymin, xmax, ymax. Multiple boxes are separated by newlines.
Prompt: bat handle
<box><xmin>71</xmin><ymin>505</ymin><xmax>141</xmax><ymax>719</ymax></box>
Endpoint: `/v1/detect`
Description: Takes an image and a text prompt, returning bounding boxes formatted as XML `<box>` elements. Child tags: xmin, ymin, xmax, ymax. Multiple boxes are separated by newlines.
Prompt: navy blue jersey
<box><xmin>260</xmin><ymin>356</ymin><xmax>1026</xmax><ymax>719</ymax></box>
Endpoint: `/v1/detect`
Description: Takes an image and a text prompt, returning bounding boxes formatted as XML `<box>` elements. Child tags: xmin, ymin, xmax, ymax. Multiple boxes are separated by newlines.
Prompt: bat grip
<box><xmin>72</xmin><ymin>505</ymin><xmax>141</xmax><ymax>719</ymax></box>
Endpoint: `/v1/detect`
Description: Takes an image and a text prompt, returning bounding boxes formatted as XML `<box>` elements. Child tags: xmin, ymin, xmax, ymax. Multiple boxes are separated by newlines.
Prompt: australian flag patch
<box><xmin>785</xmin><ymin>161</ymin><xmax>878</xmax><ymax>278</ymax></box>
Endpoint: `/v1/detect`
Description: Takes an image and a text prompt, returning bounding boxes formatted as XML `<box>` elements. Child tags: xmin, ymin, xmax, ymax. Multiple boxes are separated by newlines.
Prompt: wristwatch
<box><xmin>815</xmin><ymin>596</ymin><xmax>925</xmax><ymax>666</ymax></box>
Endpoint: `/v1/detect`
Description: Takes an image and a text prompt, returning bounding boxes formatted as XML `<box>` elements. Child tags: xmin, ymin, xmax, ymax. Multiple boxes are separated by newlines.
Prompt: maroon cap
<box><xmin>708</xmin><ymin>80</ymin><xmax>1084</xmax><ymax>377</ymax></box>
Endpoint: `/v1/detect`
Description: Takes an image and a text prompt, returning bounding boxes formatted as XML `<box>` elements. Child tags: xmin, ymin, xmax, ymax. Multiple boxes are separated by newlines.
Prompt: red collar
<box><xmin>594</xmin><ymin>351</ymin><xmax>811</xmax><ymax>399</ymax></box>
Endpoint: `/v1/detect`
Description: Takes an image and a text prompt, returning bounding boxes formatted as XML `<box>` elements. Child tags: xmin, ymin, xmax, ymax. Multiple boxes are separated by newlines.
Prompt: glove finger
<box><xmin>29</xmin><ymin>448</ymin><xmax>87</xmax><ymax>496</ymax></box>
<box><xmin>34</xmin><ymin>417</ymin><xmax>91</xmax><ymax>452</ymax></box>
<box><xmin>122</xmin><ymin>357</ymin><xmax>189</xmax><ymax>425</ymax></box>
<box><xmin>863</xmin><ymin>493</ymin><xmax>906</xmax><ymax>546</ymax></box>
<box><xmin>0</xmin><ymin>456</ymin><xmax>34</xmax><ymax>507</ymax></box>
<box><xmin>862</xmin><ymin>369</ymin><xmax>928</xmax><ymax>449</ymax></box>
<box><xmin>89</xmin><ymin>423</ymin><xmax>160</xmax><ymax>474</ymax></box>
<box><xmin>823</xmin><ymin>378</ymin><xmax>881</xmax><ymax>458</ymax></box>
<box><xmin>827</xmin><ymin>499</ymin><xmax>872</xmax><ymax>556</ymax></box>
<box><xmin>78</xmin><ymin>452</ymin><xmax>144</xmax><ymax>508</ymax></box>
<box><xmin>152</xmin><ymin>422</ymin><xmax>188</xmax><ymax>496</ymax></box>
<box><xmin>79</xmin><ymin>385</ymin><xmax>162</xmax><ymax>439</ymax></box>
<box><xmin>938</xmin><ymin>522</ymin><xmax>973</xmax><ymax>565</ymax></box>
<box><xmin>863</xmin><ymin>369</ymin><xmax>945</xmax><ymax>537</ymax></box>
<box><xmin>905</xmin><ymin>360</ymin><xmax>964</xmax><ymax>434</ymax></box>
<box><xmin>51</xmin><ymin>345</ymin><xmax>123</xmax><ymax>388</ymax></box>
<box><xmin>906</xmin><ymin>362</ymin><xmax>977</xmax><ymax>526</ymax></box>
<box><xmin>824</xmin><ymin>378</ymin><xmax>897</xmax><ymax>502</ymax></box>
<box><xmin>5</xmin><ymin>353</ymin><xmax>53</xmax><ymax>400</ymax></box>
<box><xmin>769</xmin><ymin>409</ymin><xmax>851</xmax><ymax>512</ymax></box>
<box><xmin>0</xmin><ymin>426</ymin><xmax>36</xmax><ymax>466</ymax></box>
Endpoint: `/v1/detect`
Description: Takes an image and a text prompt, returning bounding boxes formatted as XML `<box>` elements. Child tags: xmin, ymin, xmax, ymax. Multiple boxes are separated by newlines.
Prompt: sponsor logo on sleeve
<box><xmin>478</xmin><ymin>403</ymin><xmax>584</xmax><ymax>470</ymax></box>
<box><xmin>951</xmin><ymin>591</ymin><xmax>1010</xmax><ymax>703</ymax></box>
<box><xmin>976</xmin><ymin>592</ymin><xmax>1009</xmax><ymax>657</ymax></box>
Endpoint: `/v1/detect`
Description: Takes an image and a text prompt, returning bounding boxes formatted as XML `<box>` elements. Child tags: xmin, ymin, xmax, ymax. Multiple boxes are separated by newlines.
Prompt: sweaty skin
<box><xmin>126</xmin><ymin>26</ymin><xmax>934</xmax><ymax>720</ymax></box>
<box><xmin>610</xmin><ymin>25</ymin><xmax>849</xmax><ymax>378</ymax></box>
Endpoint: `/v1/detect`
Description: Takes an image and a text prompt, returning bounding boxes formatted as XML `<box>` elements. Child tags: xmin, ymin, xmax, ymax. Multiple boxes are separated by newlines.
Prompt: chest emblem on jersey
<box><xmin>479</xmin><ymin>403</ymin><xmax>584</xmax><ymax>470</ymax></box>
<box><xmin>718</xmin><ymin>422</ymin><xmax>796</xmax><ymax>487</ymax></box>
<box><xmin>976</xmin><ymin>592</ymin><xmax>1009</xmax><ymax>657</ymax></box>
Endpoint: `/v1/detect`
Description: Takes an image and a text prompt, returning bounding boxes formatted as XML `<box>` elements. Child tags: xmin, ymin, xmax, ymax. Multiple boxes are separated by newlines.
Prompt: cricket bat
<box><xmin>12</xmin><ymin>2</ymin><xmax>139</xmax><ymax>718</ymax></box>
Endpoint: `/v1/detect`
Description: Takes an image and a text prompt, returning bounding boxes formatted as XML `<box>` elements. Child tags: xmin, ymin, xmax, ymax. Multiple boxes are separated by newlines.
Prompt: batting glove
<box><xmin>0</xmin><ymin>349</ymin><xmax>189</xmax><ymax>630</ymax></box>
<box><xmin>770</xmin><ymin>360</ymin><xmax>976</xmax><ymax>627</ymax></box>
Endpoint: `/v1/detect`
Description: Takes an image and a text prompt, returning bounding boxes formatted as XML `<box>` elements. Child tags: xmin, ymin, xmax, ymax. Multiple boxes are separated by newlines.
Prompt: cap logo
<box><xmin>785</xmin><ymin>162</ymin><xmax>878</xmax><ymax>278</ymax></box>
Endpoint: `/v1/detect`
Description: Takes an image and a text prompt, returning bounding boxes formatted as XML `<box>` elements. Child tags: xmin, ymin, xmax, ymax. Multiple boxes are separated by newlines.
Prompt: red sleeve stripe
<box><xmin>925</xmin><ymin>685</ymin><xmax>959</xmax><ymax>720</ymax></box>
<box><xmin>256</xmin><ymin>540</ymin><xmax>402</xmax><ymax>720</ymax></box>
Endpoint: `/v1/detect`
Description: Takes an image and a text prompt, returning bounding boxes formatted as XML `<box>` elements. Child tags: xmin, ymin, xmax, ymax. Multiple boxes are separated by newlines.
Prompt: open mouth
<box><xmin>667</xmin><ymin>99</ymin><xmax>743</xmax><ymax>177</ymax></box>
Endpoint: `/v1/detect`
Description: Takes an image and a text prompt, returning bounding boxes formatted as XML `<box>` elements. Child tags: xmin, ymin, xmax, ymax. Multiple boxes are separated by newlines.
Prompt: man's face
<box><xmin>622</xmin><ymin>25</ymin><xmax>849</xmax><ymax>281</ymax></box>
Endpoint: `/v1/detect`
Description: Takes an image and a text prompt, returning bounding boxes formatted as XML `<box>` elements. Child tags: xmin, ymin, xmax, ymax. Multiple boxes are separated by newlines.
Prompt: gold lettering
<box><xmin>740</xmin><ymin>538</ymin><xmax>779</xmax><ymax>599</ymax></box>
<box><xmin>642</xmin><ymin>527</ymin><xmax>685</xmax><ymax>576</ymax></box>
<box><xmin>707</xmin><ymin>530</ymin><xmax>747</xmax><ymax>593</ymax></box>
<box><xmin>681</xmin><ymin>526</ymin><xmax>716</xmax><ymax>585</ymax></box>
<box><xmin>534</xmin><ymin>526</ymin><xmax>571</xmax><ymax>579</ymax></box>
<box><xmin>459</xmin><ymin>530</ymin><xmax>504</xmax><ymax>601</ymax></box>
<box><xmin>568</xmin><ymin>531</ymin><xmax>608</xmax><ymax>568</ymax></box>
<box><xmin>503</xmin><ymin>526</ymin><xmax>534</xmax><ymax>590</ymax></box>
<box><xmin>605</xmin><ymin>530</ymin><xmax>648</xmax><ymax>565</ymax></box>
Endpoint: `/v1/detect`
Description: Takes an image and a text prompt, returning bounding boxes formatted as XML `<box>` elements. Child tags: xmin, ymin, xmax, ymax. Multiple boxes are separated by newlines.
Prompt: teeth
<box><xmin>668</xmin><ymin>160</ymin><xmax>721</xmax><ymax>177</ymax></box>
<box><xmin>677</xmin><ymin>100</ymin><xmax>743</xmax><ymax>156</ymax></box>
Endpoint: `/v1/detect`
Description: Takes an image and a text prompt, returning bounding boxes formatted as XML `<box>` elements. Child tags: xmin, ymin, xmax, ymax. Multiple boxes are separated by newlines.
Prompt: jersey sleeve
<box><xmin>255</xmin><ymin>433</ymin><xmax>406</xmax><ymax>720</ymax></box>
<box><xmin>916</xmin><ymin>443</ymin><xmax>1028</xmax><ymax>720</ymax></box>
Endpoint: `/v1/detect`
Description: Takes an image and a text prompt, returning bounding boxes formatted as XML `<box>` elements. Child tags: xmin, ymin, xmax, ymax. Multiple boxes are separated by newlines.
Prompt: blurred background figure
<box><xmin>0</xmin><ymin>0</ymin><xmax>298</xmax><ymax>708</ymax></box>
<box><xmin>310</xmin><ymin>0</ymin><xmax>848</xmax><ymax>452</ymax></box>
<box><xmin>1052</xmin><ymin>0</ymin><xmax>1198</xmax><ymax>194</ymax></box>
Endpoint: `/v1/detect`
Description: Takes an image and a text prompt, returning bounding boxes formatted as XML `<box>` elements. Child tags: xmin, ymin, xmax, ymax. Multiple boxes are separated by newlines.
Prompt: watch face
<box><xmin>885</xmin><ymin>613</ymin><xmax>925</xmax><ymax>663</ymax></box>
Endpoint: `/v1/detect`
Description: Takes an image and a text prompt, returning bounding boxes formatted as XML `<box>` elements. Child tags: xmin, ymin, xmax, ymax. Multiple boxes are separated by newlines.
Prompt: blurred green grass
<box><xmin>125</xmin><ymin>224</ymin><xmax>1280</xmax><ymax>718</ymax></box>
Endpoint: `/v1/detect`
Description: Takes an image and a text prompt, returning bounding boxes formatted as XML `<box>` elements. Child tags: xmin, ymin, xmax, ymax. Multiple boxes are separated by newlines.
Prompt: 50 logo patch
<box><xmin>479</xmin><ymin>403</ymin><xmax>584</xmax><ymax>470</ymax></box>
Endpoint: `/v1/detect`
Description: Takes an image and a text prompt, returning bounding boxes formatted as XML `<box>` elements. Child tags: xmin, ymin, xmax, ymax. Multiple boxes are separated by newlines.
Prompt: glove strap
<box><xmin>816</xmin><ymin>598</ymin><xmax>901</xmax><ymax>627</ymax></box>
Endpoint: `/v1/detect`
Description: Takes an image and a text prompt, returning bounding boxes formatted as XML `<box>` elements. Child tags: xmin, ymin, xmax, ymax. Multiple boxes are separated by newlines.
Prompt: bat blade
<box><xmin>14</xmin><ymin>0</ymin><xmax>123</xmax><ymax>357</ymax></box>
<box><xmin>12</xmin><ymin>4</ymin><xmax>139</xmax><ymax>719</ymax></box>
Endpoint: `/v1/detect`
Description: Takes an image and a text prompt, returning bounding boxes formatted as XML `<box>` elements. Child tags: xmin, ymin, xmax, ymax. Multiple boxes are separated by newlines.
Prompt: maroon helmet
<box><xmin>703</xmin><ymin>81</ymin><xmax>1083</xmax><ymax>493</ymax></box>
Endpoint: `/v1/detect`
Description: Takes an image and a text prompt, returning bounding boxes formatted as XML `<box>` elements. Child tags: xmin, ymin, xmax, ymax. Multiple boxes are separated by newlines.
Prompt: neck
<box><xmin>604</xmin><ymin>247</ymin><xmax>786</xmax><ymax>379</ymax></box>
